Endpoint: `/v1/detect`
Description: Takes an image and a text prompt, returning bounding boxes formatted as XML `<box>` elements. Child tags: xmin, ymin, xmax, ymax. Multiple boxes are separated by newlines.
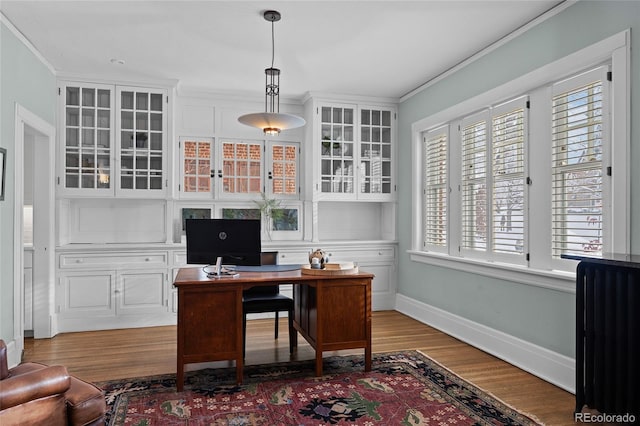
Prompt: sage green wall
<box><xmin>0</xmin><ymin>21</ymin><xmax>56</xmax><ymax>342</ymax></box>
<box><xmin>397</xmin><ymin>0</ymin><xmax>639</xmax><ymax>358</ymax></box>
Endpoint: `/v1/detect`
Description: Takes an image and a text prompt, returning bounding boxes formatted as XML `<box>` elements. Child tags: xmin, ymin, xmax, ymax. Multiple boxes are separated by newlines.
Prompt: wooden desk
<box><xmin>173</xmin><ymin>267</ymin><xmax>373</xmax><ymax>391</ymax></box>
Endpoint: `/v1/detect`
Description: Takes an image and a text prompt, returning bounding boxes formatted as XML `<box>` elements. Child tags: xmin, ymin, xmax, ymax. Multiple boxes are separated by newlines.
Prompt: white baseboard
<box><xmin>395</xmin><ymin>293</ymin><xmax>575</xmax><ymax>393</ymax></box>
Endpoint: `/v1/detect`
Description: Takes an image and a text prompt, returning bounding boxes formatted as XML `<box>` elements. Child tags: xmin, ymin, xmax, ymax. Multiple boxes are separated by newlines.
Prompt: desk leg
<box><xmin>365</xmin><ymin>283</ymin><xmax>372</xmax><ymax>372</ymax></box>
<box><xmin>177</xmin><ymin>361</ymin><xmax>184</xmax><ymax>392</ymax></box>
<box><xmin>315</xmin><ymin>350</ymin><xmax>323</xmax><ymax>377</ymax></box>
<box><xmin>236</xmin><ymin>356</ymin><xmax>243</xmax><ymax>384</ymax></box>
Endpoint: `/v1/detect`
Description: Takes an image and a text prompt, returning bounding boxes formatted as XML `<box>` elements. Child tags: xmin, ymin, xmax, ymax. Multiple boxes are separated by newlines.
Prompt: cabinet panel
<box><xmin>58</xmin><ymin>272</ymin><xmax>116</xmax><ymax>318</ymax></box>
<box><xmin>320</xmin><ymin>282</ymin><xmax>367</xmax><ymax>345</ymax></box>
<box><xmin>118</xmin><ymin>270</ymin><xmax>167</xmax><ymax>315</ymax></box>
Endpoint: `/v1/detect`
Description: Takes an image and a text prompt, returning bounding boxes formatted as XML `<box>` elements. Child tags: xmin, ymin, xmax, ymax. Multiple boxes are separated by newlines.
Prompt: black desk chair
<box><xmin>242</xmin><ymin>251</ymin><xmax>297</xmax><ymax>356</ymax></box>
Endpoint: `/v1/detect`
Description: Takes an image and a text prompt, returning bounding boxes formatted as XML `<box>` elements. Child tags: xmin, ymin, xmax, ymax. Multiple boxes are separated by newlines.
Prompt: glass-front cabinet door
<box><xmin>359</xmin><ymin>107</ymin><xmax>393</xmax><ymax>198</ymax></box>
<box><xmin>117</xmin><ymin>87</ymin><xmax>167</xmax><ymax>196</ymax></box>
<box><xmin>218</xmin><ymin>140</ymin><xmax>263</xmax><ymax>197</ymax></box>
<box><xmin>179</xmin><ymin>137</ymin><xmax>214</xmax><ymax>198</ymax></box>
<box><xmin>320</xmin><ymin>105</ymin><xmax>355</xmax><ymax>196</ymax></box>
<box><xmin>61</xmin><ymin>82</ymin><xmax>114</xmax><ymax>195</ymax></box>
<box><xmin>316</xmin><ymin>102</ymin><xmax>395</xmax><ymax>200</ymax></box>
<box><xmin>267</xmin><ymin>141</ymin><xmax>299</xmax><ymax>198</ymax></box>
<box><xmin>59</xmin><ymin>81</ymin><xmax>168</xmax><ymax>197</ymax></box>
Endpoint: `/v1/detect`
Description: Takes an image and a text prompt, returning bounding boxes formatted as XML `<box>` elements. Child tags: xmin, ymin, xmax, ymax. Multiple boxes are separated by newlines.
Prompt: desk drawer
<box><xmin>60</xmin><ymin>252</ymin><xmax>168</xmax><ymax>269</ymax></box>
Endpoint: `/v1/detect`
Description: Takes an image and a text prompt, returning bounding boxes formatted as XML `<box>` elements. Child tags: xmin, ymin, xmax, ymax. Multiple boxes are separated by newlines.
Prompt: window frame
<box><xmin>409</xmin><ymin>30</ymin><xmax>630</xmax><ymax>292</ymax></box>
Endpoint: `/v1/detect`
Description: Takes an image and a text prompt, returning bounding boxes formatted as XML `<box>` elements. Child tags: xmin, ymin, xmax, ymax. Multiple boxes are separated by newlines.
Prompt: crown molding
<box><xmin>1</xmin><ymin>12</ymin><xmax>56</xmax><ymax>75</ymax></box>
<box><xmin>400</xmin><ymin>0</ymin><xmax>577</xmax><ymax>102</ymax></box>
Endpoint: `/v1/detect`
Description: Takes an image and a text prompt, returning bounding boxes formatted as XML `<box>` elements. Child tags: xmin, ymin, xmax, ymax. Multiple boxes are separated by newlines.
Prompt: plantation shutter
<box><xmin>551</xmin><ymin>67</ymin><xmax>607</xmax><ymax>258</ymax></box>
<box><xmin>491</xmin><ymin>99</ymin><xmax>526</xmax><ymax>255</ymax></box>
<box><xmin>423</xmin><ymin>126</ymin><xmax>448</xmax><ymax>251</ymax></box>
<box><xmin>461</xmin><ymin>113</ymin><xmax>488</xmax><ymax>251</ymax></box>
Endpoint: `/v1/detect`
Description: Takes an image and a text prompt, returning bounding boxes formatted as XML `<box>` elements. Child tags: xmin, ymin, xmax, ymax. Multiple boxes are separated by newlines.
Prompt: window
<box><xmin>458</xmin><ymin>98</ymin><xmax>527</xmax><ymax>262</ymax></box>
<box><xmin>491</xmin><ymin>100</ymin><xmax>527</xmax><ymax>258</ymax></box>
<box><xmin>411</xmin><ymin>32</ymin><xmax>628</xmax><ymax>284</ymax></box>
<box><xmin>551</xmin><ymin>68</ymin><xmax>607</xmax><ymax>259</ymax></box>
<box><xmin>422</xmin><ymin>126</ymin><xmax>448</xmax><ymax>252</ymax></box>
<box><xmin>419</xmin><ymin>77</ymin><xmax>606</xmax><ymax>270</ymax></box>
<box><xmin>461</xmin><ymin>113</ymin><xmax>488</xmax><ymax>252</ymax></box>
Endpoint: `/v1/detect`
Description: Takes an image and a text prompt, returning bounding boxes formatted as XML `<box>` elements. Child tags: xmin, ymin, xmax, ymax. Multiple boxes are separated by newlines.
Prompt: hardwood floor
<box><xmin>22</xmin><ymin>310</ymin><xmax>578</xmax><ymax>425</ymax></box>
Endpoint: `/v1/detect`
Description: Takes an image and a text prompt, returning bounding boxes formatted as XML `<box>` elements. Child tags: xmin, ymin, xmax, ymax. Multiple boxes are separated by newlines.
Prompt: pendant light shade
<box><xmin>238</xmin><ymin>10</ymin><xmax>305</xmax><ymax>135</ymax></box>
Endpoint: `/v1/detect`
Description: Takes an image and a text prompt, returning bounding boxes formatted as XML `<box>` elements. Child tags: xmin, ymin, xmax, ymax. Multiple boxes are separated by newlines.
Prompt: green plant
<box><xmin>254</xmin><ymin>192</ymin><xmax>284</xmax><ymax>238</ymax></box>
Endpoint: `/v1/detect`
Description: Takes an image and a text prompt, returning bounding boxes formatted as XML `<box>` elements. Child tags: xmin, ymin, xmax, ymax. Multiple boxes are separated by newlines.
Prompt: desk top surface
<box><xmin>173</xmin><ymin>266</ymin><xmax>375</xmax><ymax>286</ymax></box>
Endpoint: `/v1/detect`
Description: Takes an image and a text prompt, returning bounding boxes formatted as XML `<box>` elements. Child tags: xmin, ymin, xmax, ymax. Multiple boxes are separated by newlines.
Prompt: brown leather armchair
<box><xmin>0</xmin><ymin>339</ymin><xmax>106</xmax><ymax>425</ymax></box>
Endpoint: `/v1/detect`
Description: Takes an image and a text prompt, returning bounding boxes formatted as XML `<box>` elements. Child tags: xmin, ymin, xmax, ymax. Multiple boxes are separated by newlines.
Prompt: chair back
<box><xmin>0</xmin><ymin>340</ymin><xmax>8</xmax><ymax>379</ymax></box>
<box><xmin>260</xmin><ymin>251</ymin><xmax>278</xmax><ymax>266</ymax></box>
<box><xmin>244</xmin><ymin>252</ymin><xmax>279</xmax><ymax>296</ymax></box>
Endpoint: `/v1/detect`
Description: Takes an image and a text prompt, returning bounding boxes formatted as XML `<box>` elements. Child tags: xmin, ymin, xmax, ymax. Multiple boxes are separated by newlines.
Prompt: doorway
<box><xmin>13</xmin><ymin>105</ymin><xmax>56</xmax><ymax>358</ymax></box>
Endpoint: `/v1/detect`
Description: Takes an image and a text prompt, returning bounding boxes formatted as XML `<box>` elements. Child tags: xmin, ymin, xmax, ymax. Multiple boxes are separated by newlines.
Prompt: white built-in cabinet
<box><xmin>56</xmin><ymin>250</ymin><xmax>174</xmax><ymax>332</ymax></box>
<box><xmin>308</xmin><ymin>100</ymin><xmax>396</xmax><ymax>202</ymax></box>
<box><xmin>58</xmin><ymin>81</ymin><xmax>169</xmax><ymax>197</ymax></box>
<box><xmin>51</xmin><ymin>89</ymin><xmax>398</xmax><ymax>334</ymax></box>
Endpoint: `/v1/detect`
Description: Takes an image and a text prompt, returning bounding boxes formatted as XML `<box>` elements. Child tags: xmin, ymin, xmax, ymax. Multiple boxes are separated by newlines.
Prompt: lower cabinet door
<box><xmin>117</xmin><ymin>270</ymin><xmax>167</xmax><ymax>315</ymax></box>
<box><xmin>58</xmin><ymin>271</ymin><xmax>117</xmax><ymax>319</ymax></box>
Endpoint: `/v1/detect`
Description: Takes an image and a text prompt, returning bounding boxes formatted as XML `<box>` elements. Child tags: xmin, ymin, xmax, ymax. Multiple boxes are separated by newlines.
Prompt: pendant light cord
<box><xmin>270</xmin><ymin>19</ymin><xmax>275</xmax><ymax>69</ymax></box>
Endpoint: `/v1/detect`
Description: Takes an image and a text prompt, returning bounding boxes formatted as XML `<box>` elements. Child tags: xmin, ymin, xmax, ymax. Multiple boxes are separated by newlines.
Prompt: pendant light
<box><xmin>238</xmin><ymin>10</ymin><xmax>305</xmax><ymax>135</ymax></box>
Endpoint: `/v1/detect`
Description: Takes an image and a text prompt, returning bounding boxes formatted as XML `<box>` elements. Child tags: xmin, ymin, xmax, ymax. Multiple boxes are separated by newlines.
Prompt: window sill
<box><xmin>407</xmin><ymin>250</ymin><xmax>576</xmax><ymax>294</ymax></box>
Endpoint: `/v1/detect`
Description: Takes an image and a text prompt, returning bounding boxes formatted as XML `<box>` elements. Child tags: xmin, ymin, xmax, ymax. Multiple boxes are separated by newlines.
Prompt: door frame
<box><xmin>13</xmin><ymin>104</ymin><xmax>56</xmax><ymax>359</ymax></box>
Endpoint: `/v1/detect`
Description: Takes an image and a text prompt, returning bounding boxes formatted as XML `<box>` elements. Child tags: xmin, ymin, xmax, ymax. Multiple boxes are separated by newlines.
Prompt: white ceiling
<box><xmin>1</xmin><ymin>0</ymin><xmax>563</xmax><ymax>100</ymax></box>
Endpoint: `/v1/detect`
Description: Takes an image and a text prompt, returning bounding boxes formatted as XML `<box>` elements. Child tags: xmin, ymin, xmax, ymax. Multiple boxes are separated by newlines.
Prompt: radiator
<box><xmin>575</xmin><ymin>257</ymin><xmax>640</xmax><ymax>417</ymax></box>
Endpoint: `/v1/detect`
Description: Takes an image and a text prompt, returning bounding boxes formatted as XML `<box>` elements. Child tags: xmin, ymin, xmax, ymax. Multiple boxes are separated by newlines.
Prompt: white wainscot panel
<box><xmin>68</xmin><ymin>199</ymin><xmax>167</xmax><ymax>243</ymax></box>
<box><xmin>318</xmin><ymin>202</ymin><xmax>384</xmax><ymax>240</ymax></box>
<box><xmin>181</xmin><ymin>105</ymin><xmax>215</xmax><ymax>135</ymax></box>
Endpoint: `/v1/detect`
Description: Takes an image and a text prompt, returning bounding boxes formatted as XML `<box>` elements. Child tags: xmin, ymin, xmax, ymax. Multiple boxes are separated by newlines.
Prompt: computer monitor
<box><xmin>185</xmin><ymin>219</ymin><xmax>262</xmax><ymax>266</ymax></box>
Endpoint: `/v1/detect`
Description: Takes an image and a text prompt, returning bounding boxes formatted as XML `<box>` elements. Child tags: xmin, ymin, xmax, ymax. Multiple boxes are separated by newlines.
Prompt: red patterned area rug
<box><xmin>98</xmin><ymin>350</ymin><xmax>542</xmax><ymax>425</ymax></box>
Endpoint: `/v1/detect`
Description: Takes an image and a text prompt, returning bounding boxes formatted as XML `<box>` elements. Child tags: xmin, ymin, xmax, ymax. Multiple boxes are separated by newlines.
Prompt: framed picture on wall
<box><xmin>0</xmin><ymin>147</ymin><xmax>6</xmax><ymax>201</ymax></box>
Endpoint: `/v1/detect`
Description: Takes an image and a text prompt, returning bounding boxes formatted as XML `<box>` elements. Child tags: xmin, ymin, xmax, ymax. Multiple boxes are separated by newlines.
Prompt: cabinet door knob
<box><xmin>75</xmin><ymin>259</ymin><xmax>83</xmax><ymax>263</ymax></box>
<box><xmin>145</xmin><ymin>257</ymin><xmax>151</xmax><ymax>261</ymax></box>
